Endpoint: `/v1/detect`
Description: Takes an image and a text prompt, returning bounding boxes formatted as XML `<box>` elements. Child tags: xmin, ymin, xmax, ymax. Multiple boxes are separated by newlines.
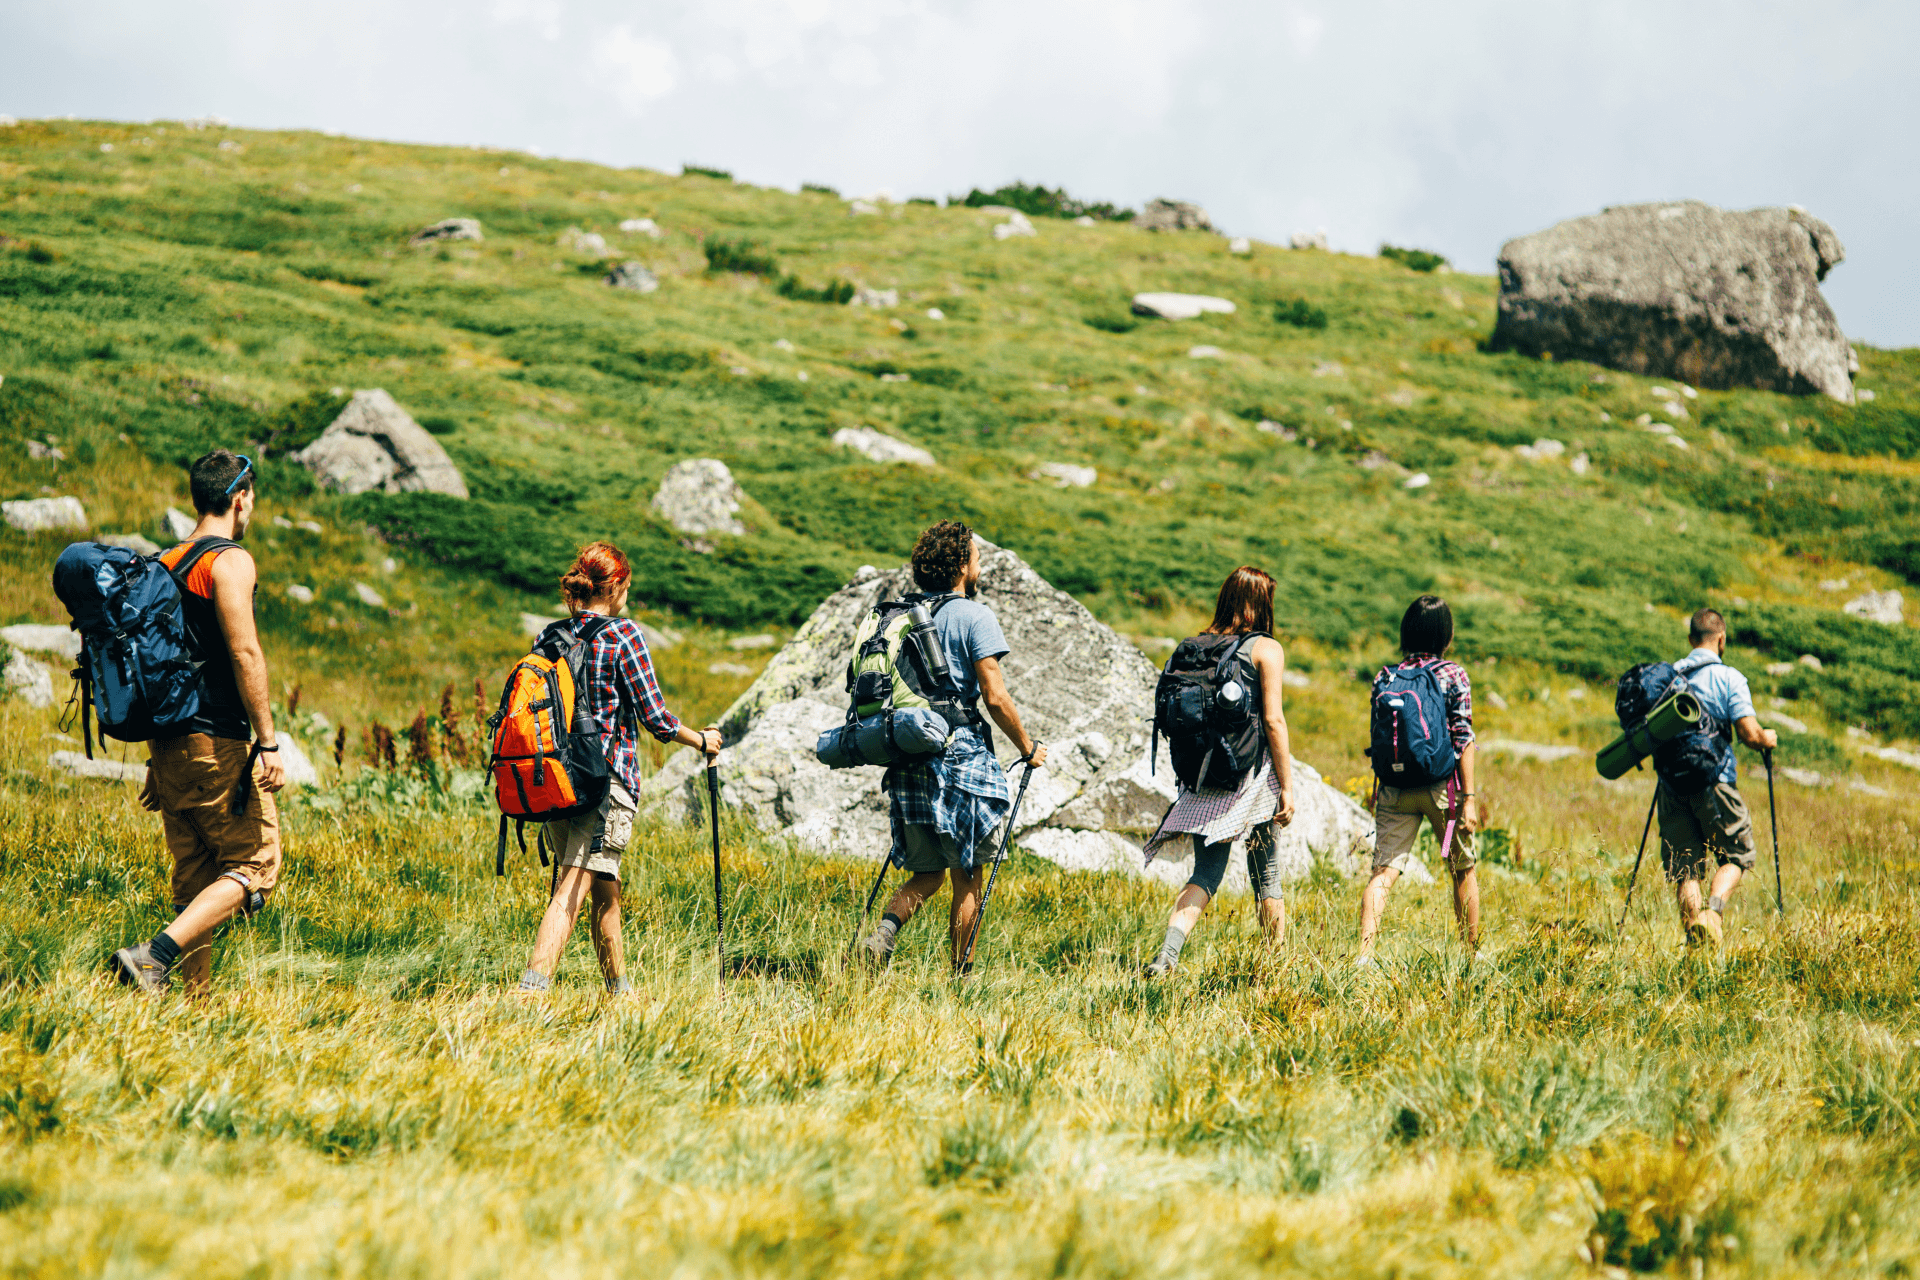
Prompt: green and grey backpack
<box><xmin>814</xmin><ymin>593</ymin><xmax>984</xmax><ymax>768</ymax></box>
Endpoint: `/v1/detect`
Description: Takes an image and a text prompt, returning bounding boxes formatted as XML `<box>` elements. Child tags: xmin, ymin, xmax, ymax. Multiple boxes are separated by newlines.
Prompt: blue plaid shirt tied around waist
<box><xmin>886</xmin><ymin>725</ymin><xmax>1010</xmax><ymax>870</ymax></box>
<box><xmin>568</xmin><ymin>611</ymin><xmax>682</xmax><ymax>795</ymax></box>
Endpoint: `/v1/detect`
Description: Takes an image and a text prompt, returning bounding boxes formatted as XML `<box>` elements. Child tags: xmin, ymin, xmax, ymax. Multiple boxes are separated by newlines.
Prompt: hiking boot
<box><xmin>1688</xmin><ymin>909</ymin><xmax>1724</xmax><ymax>951</ymax></box>
<box><xmin>1143</xmin><ymin>956</ymin><xmax>1177</xmax><ymax>979</ymax></box>
<box><xmin>109</xmin><ymin>942</ymin><xmax>170</xmax><ymax>992</ymax></box>
<box><xmin>1354</xmin><ymin>953</ymin><xmax>1377</xmax><ymax>972</ymax></box>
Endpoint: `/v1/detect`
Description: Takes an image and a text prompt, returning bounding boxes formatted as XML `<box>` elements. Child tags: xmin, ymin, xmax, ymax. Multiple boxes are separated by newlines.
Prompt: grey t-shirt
<box><xmin>916</xmin><ymin>595</ymin><xmax>1008</xmax><ymax>703</ymax></box>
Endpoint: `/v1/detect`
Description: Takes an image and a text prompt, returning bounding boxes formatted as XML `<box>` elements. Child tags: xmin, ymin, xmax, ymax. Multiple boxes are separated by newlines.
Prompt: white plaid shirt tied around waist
<box><xmin>886</xmin><ymin>726</ymin><xmax>1010</xmax><ymax>870</ymax></box>
<box><xmin>1144</xmin><ymin>755</ymin><xmax>1281</xmax><ymax>862</ymax></box>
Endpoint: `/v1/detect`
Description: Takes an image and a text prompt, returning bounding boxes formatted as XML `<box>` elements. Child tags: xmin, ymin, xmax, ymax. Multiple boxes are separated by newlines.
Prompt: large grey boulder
<box><xmin>1491</xmin><ymin>201</ymin><xmax>1855</xmax><ymax>402</ymax></box>
<box><xmin>644</xmin><ymin>540</ymin><xmax>1374</xmax><ymax>887</ymax></box>
<box><xmin>1133</xmin><ymin>199</ymin><xmax>1214</xmax><ymax>233</ymax></box>
<box><xmin>650</xmin><ymin>459</ymin><xmax>745</xmax><ymax>538</ymax></box>
<box><xmin>294</xmin><ymin>390</ymin><xmax>469</xmax><ymax>498</ymax></box>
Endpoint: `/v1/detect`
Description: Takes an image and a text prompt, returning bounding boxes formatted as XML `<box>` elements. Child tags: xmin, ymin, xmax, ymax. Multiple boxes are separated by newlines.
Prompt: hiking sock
<box><xmin>147</xmin><ymin>932</ymin><xmax>181</xmax><ymax>972</ymax></box>
<box><xmin>517</xmin><ymin>968</ymin><xmax>551</xmax><ymax>992</ymax></box>
<box><xmin>605</xmin><ymin>974</ymin><xmax>630</xmax><ymax>994</ymax></box>
<box><xmin>1153</xmin><ymin>926</ymin><xmax>1189</xmax><ymax>971</ymax></box>
<box><xmin>869</xmin><ymin>913</ymin><xmax>904</xmax><ymax>955</ymax></box>
<box><xmin>1706</xmin><ymin>895</ymin><xmax>1727</xmax><ymax>914</ymax></box>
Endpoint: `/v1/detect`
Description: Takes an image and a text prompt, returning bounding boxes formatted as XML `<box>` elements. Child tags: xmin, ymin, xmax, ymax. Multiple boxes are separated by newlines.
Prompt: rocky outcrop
<box><xmin>1</xmin><ymin>624</ymin><xmax>78</xmax><ymax>658</ymax></box>
<box><xmin>831</xmin><ymin>427</ymin><xmax>934</xmax><ymax>467</ymax></box>
<box><xmin>409</xmin><ymin>218</ymin><xmax>482</xmax><ymax>246</ymax></box>
<box><xmin>644</xmin><ymin>541</ymin><xmax>1375</xmax><ymax>887</ymax></box>
<box><xmin>650</xmin><ymin>459</ymin><xmax>745</xmax><ymax>539</ymax></box>
<box><xmin>4</xmin><ymin>647</ymin><xmax>54</xmax><ymax>708</ymax></box>
<box><xmin>294</xmin><ymin>390</ymin><xmax>469</xmax><ymax>499</ymax></box>
<box><xmin>2</xmin><ymin>496</ymin><xmax>86</xmax><ymax>533</ymax></box>
<box><xmin>1133</xmin><ymin>200</ymin><xmax>1214</xmax><ymax>233</ymax></box>
<box><xmin>605</xmin><ymin>262</ymin><xmax>658</xmax><ymax>293</ymax></box>
<box><xmin>1844</xmin><ymin>589</ymin><xmax>1904</xmax><ymax>625</ymax></box>
<box><xmin>1491</xmin><ymin>201</ymin><xmax>1855</xmax><ymax>402</ymax></box>
<box><xmin>1132</xmin><ymin>293</ymin><xmax>1236</xmax><ymax>321</ymax></box>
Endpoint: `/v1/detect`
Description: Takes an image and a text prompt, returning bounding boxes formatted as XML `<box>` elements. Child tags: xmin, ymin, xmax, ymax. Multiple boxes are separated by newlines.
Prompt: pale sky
<box><xmin>9</xmin><ymin>0</ymin><xmax>1917</xmax><ymax>346</ymax></box>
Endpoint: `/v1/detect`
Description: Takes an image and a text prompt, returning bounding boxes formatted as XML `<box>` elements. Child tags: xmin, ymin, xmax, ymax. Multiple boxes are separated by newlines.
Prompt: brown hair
<box><xmin>910</xmin><ymin>520</ymin><xmax>975</xmax><ymax>592</ymax></box>
<box><xmin>1205</xmin><ymin>566</ymin><xmax>1276</xmax><ymax>635</ymax></box>
<box><xmin>1688</xmin><ymin>607</ymin><xmax>1726</xmax><ymax>645</ymax></box>
<box><xmin>560</xmin><ymin>541</ymin><xmax>632</xmax><ymax>608</ymax></box>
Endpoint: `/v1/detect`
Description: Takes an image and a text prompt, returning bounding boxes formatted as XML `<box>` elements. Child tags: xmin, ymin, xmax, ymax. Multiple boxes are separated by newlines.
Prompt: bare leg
<box><xmin>1451</xmin><ymin>865</ymin><xmax>1480</xmax><ymax>951</ymax></box>
<box><xmin>1675</xmin><ymin>877</ymin><xmax>1703</xmax><ymax>931</ymax></box>
<box><xmin>1357</xmin><ymin>866</ymin><xmax>1400</xmax><ymax>959</ymax></box>
<box><xmin>949</xmin><ymin>867</ymin><xmax>985</xmax><ymax>970</ymax></box>
<box><xmin>164</xmin><ymin>877</ymin><xmax>247</xmax><ymax>997</ymax></box>
<box><xmin>588</xmin><ymin>877</ymin><xmax>624</xmax><ymax>987</ymax></box>
<box><xmin>881</xmin><ymin>871</ymin><xmax>948</xmax><ymax>928</ymax></box>
<box><xmin>526</xmin><ymin>866</ymin><xmax>596</xmax><ymax>977</ymax></box>
<box><xmin>1258</xmin><ymin>895</ymin><xmax>1286</xmax><ymax>944</ymax></box>
<box><xmin>1167</xmin><ymin>884</ymin><xmax>1211</xmax><ymax>936</ymax></box>
<box><xmin>1708</xmin><ymin>863</ymin><xmax>1744</xmax><ymax>907</ymax></box>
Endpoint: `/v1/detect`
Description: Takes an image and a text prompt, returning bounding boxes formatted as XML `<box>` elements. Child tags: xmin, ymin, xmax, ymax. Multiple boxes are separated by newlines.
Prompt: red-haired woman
<box><xmin>1140</xmin><ymin>566</ymin><xmax>1296</xmax><ymax>977</ymax></box>
<box><xmin>516</xmin><ymin>542</ymin><xmax>718</xmax><ymax>996</ymax></box>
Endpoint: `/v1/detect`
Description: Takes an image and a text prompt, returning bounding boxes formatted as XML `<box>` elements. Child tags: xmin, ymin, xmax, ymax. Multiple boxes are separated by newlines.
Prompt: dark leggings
<box><xmin>1185</xmin><ymin>825</ymin><xmax>1281</xmax><ymax>901</ymax></box>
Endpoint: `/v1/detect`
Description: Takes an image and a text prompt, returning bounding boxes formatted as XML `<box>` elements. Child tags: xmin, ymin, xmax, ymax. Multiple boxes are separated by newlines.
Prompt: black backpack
<box><xmin>1153</xmin><ymin>632</ymin><xmax>1268</xmax><ymax>791</ymax></box>
<box><xmin>1615</xmin><ymin>660</ymin><xmax>1728</xmax><ymax>797</ymax></box>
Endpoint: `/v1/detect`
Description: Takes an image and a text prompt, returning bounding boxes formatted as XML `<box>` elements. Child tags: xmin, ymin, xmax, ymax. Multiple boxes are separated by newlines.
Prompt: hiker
<box><xmin>860</xmin><ymin>522</ymin><xmax>1048</xmax><ymax>972</ymax></box>
<box><xmin>516</xmin><ymin>542</ymin><xmax>718</xmax><ymax>995</ymax></box>
<box><xmin>1140</xmin><ymin>566</ymin><xmax>1297</xmax><ymax>978</ymax></box>
<box><xmin>1355</xmin><ymin>595</ymin><xmax>1479</xmax><ymax>965</ymax></box>
<box><xmin>109</xmin><ymin>451</ymin><xmax>286</xmax><ymax>994</ymax></box>
<box><xmin>1658</xmin><ymin>608</ymin><xmax>1776</xmax><ymax>949</ymax></box>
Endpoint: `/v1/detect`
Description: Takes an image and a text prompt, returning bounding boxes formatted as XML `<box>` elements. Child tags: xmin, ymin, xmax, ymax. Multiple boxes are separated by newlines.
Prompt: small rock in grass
<box><xmin>286</xmin><ymin>585</ymin><xmax>314</xmax><ymax>604</ymax></box>
<box><xmin>1765</xmin><ymin>661</ymin><xmax>1795</xmax><ymax>676</ymax></box>
<box><xmin>0</xmin><ymin>624</ymin><xmax>79</xmax><ymax>658</ymax></box>
<box><xmin>409</xmin><ymin>218</ymin><xmax>482</xmax><ymax>246</ymax></box>
<box><xmin>618</xmin><ymin>217</ymin><xmax>662</xmax><ymax>237</ymax></box>
<box><xmin>651</xmin><ymin>459</ymin><xmax>746</xmax><ymax>539</ymax></box>
<box><xmin>1403</xmin><ymin>473</ymin><xmax>1432</xmax><ymax>490</ymax></box>
<box><xmin>1229</xmin><ymin>237</ymin><xmax>1251</xmax><ymax>255</ymax></box>
<box><xmin>1798</xmin><ymin>654</ymin><xmax>1823</xmax><ymax>671</ymax></box>
<box><xmin>849</xmin><ymin>287</ymin><xmax>899</xmax><ymax>308</ymax></box>
<box><xmin>5</xmin><ymin>647</ymin><xmax>55</xmax><ymax>707</ymax></box>
<box><xmin>353</xmin><ymin>582</ymin><xmax>386</xmax><ymax>608</ymax></box>
<box><xmin>1131</xmin><ymin>293</ymin><xmax>1236</xmax><ymax>321</ymax></box>
<box><xmin>832</xmin><ymin>427</ymin><xmax>933</xmax><ymax>467</ymax></box>
<box><xmin>99</xmin><ymin>532</ymin><xmax>160</xmax><ymax>555</ymax></box>
<box><xmin>728</xmin><ymin>634</ymin><xmax>776</xmax><ymax>651</ymax></box>
<box><xmin>3</xmin><ymin>496</ymin><xmax>87</xmax><ymax>533</ymax></box>
<box><xmin>50</xmin><ymin>750</ymin><xmax>145</xmax><ymax>782</ymax></box>
<box><xmin>1188</xmin><ymin>345</ymin><xmax>1223</xmax><ymax>359</ymax></box>
<box><xmin>558</xmin><ymin>227</ymin><xmax>608</xmax><ymax>255</ymax></box>
<box><xmin>993</xmin><ymin>211</ymin><xmax>1037</xmax><ymax>240</ymax></box>
<box><xmin>605</xmin><ymin>261</ymin><xmax>658</xmax><ymax>293</ymax></box>
<box><xmin>1032</xmin><ymin>463</ymin><xmax>1096</xmax><ymax>489</ymax></box>
<box><xmin>708</xmin><ymin>662</ymin><xmax>754</xmax><ymax>677</ymax></box>
<box><xmin>1843</xmin><ymin>589</ymin><xmax>1903</xmax><ymax>626</ymax></box>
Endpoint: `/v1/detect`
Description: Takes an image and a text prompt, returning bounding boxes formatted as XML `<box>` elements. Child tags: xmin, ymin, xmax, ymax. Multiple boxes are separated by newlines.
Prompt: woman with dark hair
<box><xmin>1355</xmin><ymin>594</ymin><xmax>1479</xmax><ymax>966</ymax></box>
<box><xmin>516</xmin><ymin>541</ymin><xmax>718</xmax><ymax>996</ymax></box>
<box><xmin>1139</xmin><ymin>566</ymin><xmax>1296</xmax><ymax>977</ymax></box>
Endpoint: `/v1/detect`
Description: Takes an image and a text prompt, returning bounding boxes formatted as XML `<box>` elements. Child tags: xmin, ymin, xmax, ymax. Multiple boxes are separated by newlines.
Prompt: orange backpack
<box><xmin>486</xmin><ymin>616</ymin><xmax>619</xmax><ymax>875</ymax></box>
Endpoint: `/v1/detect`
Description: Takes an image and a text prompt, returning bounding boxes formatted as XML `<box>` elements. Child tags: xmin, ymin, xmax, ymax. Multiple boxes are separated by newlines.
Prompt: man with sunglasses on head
<box><xmin>110</xmin><ymin>450</ymin><xmax>287</xmax><ymax>994</ymax></box>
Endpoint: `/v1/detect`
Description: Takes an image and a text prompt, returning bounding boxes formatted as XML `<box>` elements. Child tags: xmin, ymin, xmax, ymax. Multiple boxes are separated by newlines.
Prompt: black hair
<box><xmin>1688</xmin><ymin>608</ymin><xmax>1726</xmax><ymax>645</ymax></box>
<box><xmin>1399</xmin><ymin>594</ymin><xmax>1453</xmax><ymax>656</ymax></box>
<box><xmin>188</xmin><ymin>450</ymin><xmax>253</xmax><ymax>516</ymax></box>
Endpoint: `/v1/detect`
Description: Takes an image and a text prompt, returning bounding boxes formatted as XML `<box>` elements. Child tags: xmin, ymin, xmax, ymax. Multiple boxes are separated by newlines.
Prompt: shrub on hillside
<box><xmin>682</xmin><ymin>164</ymin><xmax>733</xmax><ymax>181</ymax></box>
<box><xmin>1380</xmin><ymin>244</ymin><xmax>1449</xmax><ymax>273</ymax></box>
<box><xmin>1274</xmin><ymin>298</ymin><xmax>1329</xmax><ymax>330</ymax></box>
<box><xmin>956</xmin><ymin>182</ymin><xmax>1133</xmax><ymax>222</ymax></box>
<box><xmin>800</xmin><ymin>182</ymin><xmax>838</xmax><ymax>197</ymax></box>
<box><xmin>776</xmin><ymin>274</ymin><xmax>855</xmax><ymax>304</ymax></box>
<box><xmin>703</xmin><ymin>237</ymin><xmax>777</xmax><ymax>276</ymax></box>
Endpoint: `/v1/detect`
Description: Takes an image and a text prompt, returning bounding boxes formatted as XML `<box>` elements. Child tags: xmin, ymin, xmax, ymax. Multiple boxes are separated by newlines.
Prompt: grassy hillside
<box><xmin>1</xmin><ymin>117</ymin><xmax>1917</xmax><ymax>754</ymax></box>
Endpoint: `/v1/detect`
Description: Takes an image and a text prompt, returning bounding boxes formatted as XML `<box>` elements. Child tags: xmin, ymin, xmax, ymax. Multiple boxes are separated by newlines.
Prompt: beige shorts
<box><xmin>554</xmin><ymin>781</ymin><xmax>637</xmax><ymax>880</ymax></box>
<box><xmin>1372</xmin><ymin>783</ymin><xmax>1476</xmax><ymax>874</ymax></box>
<box><xmin>147</xmin><ymin>734</ymin><xmax>282</xmax><ymax>912</ymax></box>
<box><xmin>897</xmin><ymin>822</ymin><xmax>1002</xmax><ymax>874</ymax></box>
<box><xmin>1658</xmin><ymin>781</ymin><xmax>1756</xmax><ymax>882</ymax></box>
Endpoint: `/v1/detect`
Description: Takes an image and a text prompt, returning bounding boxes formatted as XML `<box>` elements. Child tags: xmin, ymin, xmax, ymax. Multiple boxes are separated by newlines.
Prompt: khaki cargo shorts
<box><xmin>554</xmin><ymin>781</ymin><xmax>637</xmax><ymax>881</ymax></box>
<box><xmin>1658</xmin><ymin>781</ymin><xmax>1756</xmax><ymax>882</ymax></box>
<box><xmin>146</xmin><ymin>734</ymin><xmax>281</xmax><ymax>913</ymax></box>
<box><xmin>1372</xmin><ymin>783</ymin><xmax>1476</xmax><ymax>875</ymax></box>
<box><xmin>897</xmin><ymin>822</ymin><xmax>1002</xmax><ymax>874</ymax></box>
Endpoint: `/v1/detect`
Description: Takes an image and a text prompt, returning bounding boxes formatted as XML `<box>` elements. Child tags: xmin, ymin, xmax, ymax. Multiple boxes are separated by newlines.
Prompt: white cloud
<box><xmin>594</xmin><ymin>26</ymin><xmax>680</xmax><ymax>111</ymax></box>
<box><xmin>1285</xmin><ymin>5</ymin><xmax>1324</xmax><ymax>56</ymax></box>
<box><xmin>826</xmin><ymin>43</ymin><xmax>882</xmax><ymax>88</ymax></box>
<box><xmin>492</xmin><ymin>0</ymin><xmax>563</xmax><ymax>42</ymax></box>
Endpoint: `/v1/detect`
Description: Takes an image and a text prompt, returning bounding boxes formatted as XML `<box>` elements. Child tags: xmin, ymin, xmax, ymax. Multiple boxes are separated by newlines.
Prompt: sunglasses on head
<box><xmin>223</xmin><ymin>455</ymin><xmax>254</xmax><ymax>496</ymax></box>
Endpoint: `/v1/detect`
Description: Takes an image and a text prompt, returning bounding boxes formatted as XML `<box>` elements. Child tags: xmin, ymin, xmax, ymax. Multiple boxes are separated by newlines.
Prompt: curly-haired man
<box><xmin>861</xmin><ymin>521</ymin><xmax>1049</xmax><ymax>972</ymax></box>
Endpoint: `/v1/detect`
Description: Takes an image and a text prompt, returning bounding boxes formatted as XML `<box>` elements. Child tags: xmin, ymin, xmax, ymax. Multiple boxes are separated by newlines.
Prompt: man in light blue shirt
<box><xmin>1657</xmin><ymin>608</ymin><xmax>1778</xmax><ymax>949</ymax></box>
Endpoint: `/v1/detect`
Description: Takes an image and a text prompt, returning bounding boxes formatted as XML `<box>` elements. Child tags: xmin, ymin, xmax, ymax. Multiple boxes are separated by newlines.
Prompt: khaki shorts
<box><xmin>147</xmin><ymin>734</ymin><xmax>281</xmax><ymax>913</ymax></box>
<box><xmin>1372</xmin><ymin>783</ymin><xmax>1476</xmax><ymax>874</ymax></box>
<box><xmin>1658</xmin><ymin>781</ymin><xmax>1756</xmax><ymax>882</ymax></box>
<box><xmin>897</xmin><ymin>822</ymin><xmax>1002</xmax><ymax>874</ymax></box>
<box><xmin>554</xmin><ymin>781</ymin><xmax>637</xmax><ymax>881</ymax></box>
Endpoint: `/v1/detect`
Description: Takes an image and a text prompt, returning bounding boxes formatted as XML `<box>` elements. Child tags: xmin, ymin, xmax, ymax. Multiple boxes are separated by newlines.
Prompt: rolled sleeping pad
<box><xmin>1595</xmin><ymin>689</ymin><xmax>1702</xmax><ymax>779</ymax></box>
<box><xmin>815</xmin><ymin>707</ymin><xmax>952</xmax><ymax>769</ymax></box>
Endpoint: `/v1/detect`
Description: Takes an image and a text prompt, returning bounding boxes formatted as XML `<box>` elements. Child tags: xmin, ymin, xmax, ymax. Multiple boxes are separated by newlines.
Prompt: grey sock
<box><xmin>605</xmin><ymin>974</ymin><xmax>630</xmax><ymax>994</ymax></box>
<box><xmin>868</xmin><ymin>913</ymin><xmax>903</xmax><ymax>954</ymax></box>
<box><xmin>517</xmin><ymin>968</ymin><xmax>551</xmax><ymax>991</ymax></box>
<box><xmin>1706</xmin><ymin>895</ymin><xmax>1727</xmax><ymax>914</ymax></box>
<box><xmin>1154</xmin><ymin>925</ymin><xmax>1190</xmax><ymax>968</ymax></box>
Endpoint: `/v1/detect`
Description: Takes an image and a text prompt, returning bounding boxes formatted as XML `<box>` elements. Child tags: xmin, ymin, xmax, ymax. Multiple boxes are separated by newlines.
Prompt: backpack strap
<box><xmin>165</xmin><ymin>536</ymin><xmax>241</xmax><ymax>594</ymax></box>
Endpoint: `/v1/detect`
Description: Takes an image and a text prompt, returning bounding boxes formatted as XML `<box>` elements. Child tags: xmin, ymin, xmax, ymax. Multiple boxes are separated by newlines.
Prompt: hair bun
<box><xmin>560</xmin><ymin>541</ymin><xmax>632</xmax><ymax>604</ymax></box>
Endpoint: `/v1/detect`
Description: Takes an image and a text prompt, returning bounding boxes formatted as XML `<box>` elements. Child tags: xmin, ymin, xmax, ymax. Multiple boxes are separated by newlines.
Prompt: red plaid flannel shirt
<box><xmin>571</xmin><ymin>611</ymin><xmax>681</xmax><ymax>795</ymax></box>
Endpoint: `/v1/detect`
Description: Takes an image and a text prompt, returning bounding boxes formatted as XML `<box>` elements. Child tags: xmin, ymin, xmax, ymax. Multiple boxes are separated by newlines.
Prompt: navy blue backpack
<box><xmin>1615</xmin><ymin>660</ymin><xmax>1728</xmax><ymax>797</ymax></box>
<box><xmin>1368</xmin><ymin>661</ymin><xmax>1459</xmax><ymax>788</ymax></box>
<box><xmin>51</xmin><ymin>537</ymin><xmax>233</xmax><ymax>756</ymax></box>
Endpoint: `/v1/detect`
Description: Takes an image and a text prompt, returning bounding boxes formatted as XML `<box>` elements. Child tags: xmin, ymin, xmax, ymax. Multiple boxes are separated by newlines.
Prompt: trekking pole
<box><xmin>1764</xmin><ymin>747</ymin><xmax>1783</xmax><ymax>914</ymax></box>
<box><xmin>705</xmin><ymin>733</ymin><xmax>725</xmax><ymax>983</ymax></box>
<box><xmin>958</xmin><ymin>755</ymin><xmax>1036</xmax><ymax>973</ymax></box>
<box><xmin>847</xmin><ymin>855</ymin><xmax>893</xmax><ymax>962</ymax></box>
<box><xmin>1617</xmin><ymin>783</ymin><xmax>1660</xmax><ymax>932</ymax></box>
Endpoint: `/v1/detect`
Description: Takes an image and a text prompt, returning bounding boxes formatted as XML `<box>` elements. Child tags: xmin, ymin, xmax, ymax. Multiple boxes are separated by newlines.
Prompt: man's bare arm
<box><xmin>1734</xmin><ymin>715</ymin><xmax>1778</xmax><ymax>752</ymax></box>
<box><xmin>208</xmin><ymin>550</ymin><xmax>285</xmax><ymax>791</ymax></box>
<box><xmin>975</xmin><ymin>656</ymin><xmax>1048</xmax><ymax>768</ymax></box>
